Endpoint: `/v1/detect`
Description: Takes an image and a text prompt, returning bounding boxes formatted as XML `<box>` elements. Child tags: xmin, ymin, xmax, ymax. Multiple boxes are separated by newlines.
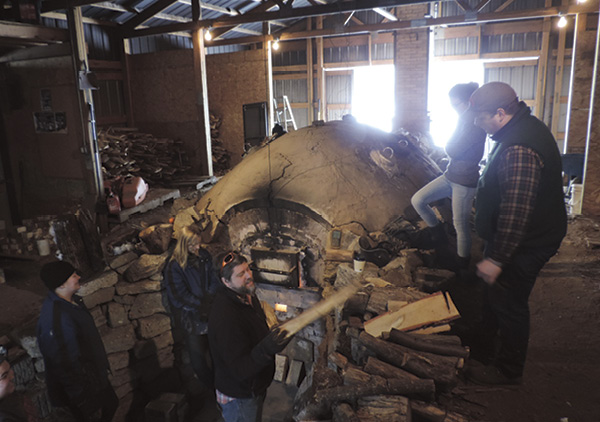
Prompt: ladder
<box><xmin>273</xmin><ymin>95</ymin><xmax>297</xmax><ymax>131</ymax></box>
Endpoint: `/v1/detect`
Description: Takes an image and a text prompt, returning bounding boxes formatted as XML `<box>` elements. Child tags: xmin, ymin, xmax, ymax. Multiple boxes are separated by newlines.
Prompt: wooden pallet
<box><xmin>109</xmin><ymin>188</ymin><xmax>181</xmax><ymax>223</ymax></box>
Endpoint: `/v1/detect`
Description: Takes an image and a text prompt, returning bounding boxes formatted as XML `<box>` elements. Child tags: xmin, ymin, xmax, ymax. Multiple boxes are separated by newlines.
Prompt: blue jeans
<box><xmin>220</xmin><ymin>393</ymin><xmax>266</xmax><ymax>422</ymax></box>
<box><xmin>411</xmin><ymin>175</ymin><xmax>476</xmax><ymax>258</ymax></box>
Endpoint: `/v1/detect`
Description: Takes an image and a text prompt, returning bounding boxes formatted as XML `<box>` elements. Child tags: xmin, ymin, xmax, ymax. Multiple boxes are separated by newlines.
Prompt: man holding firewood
<box><xmin>467</xmin><ymin>82</ymin><xmax>567</xmax><ymax>385</ymax></box>
<box><xmin>208</xmin><ymin>252</ymin><xmax>292</xmax><ymax>422</ymax></box>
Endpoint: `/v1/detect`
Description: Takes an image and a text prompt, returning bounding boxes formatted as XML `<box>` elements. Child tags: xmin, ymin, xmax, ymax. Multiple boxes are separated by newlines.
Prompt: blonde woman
<box><xmin>164</xmin><ymin>225</ymin><xmax>219</xmax><ymax>396</ymax></box>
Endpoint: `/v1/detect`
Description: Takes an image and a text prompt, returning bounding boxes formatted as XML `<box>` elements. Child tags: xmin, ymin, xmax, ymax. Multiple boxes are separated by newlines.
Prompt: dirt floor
<box><xmin>1</xmin><ymin>202</ymin><xmax>600</xmax><ymax>422</ymax></box>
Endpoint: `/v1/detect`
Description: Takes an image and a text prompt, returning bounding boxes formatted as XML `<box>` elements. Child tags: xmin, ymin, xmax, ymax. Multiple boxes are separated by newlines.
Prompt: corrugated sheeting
<box><xmin>273</xmin><ymin>49</ymin><xmax>307</xmax><ymax>66</ymax></box>
<box><xmin>274</xmin><ymin>43</ymin><xmax>392</xmax><ymax>66</ymax></box>
<box><xmin>482</xmin><ymin>32</ymin><xmax>542</xmax><ymax>53</ymax></box>
<box><xmin>84</xmin><ymin>23</ymin><xmax>122</xmax><ymax>60</ymax></box>
<box><xmin>439</xmin><ymin>0</ymin><xmax>547</xmax><ymax>17</ymax></box>
<box><xmin>274</xmin><ymin>79</ymin><xmax>308</xmax><ymax>103</ymax></box>
<box><xmin>129</xmin><ymin>34</ymin><xmax>192</xmax><ymax>54</ymax></box>
<box><xmin>92</xmin><ymin>80</ymin><xmax>125</xmax><ymax>118</ymax></box>
<box><xmin>485</xmin><ymin>65</ymin><xmax>538</xmax><ymax>100</ymax></box>
<box><xmin>434</xmin><ymin>37</ymin><xmax>478</xmax><ymax>56</ymax></box>
<box><xmin>326</xmin><ymin>73</ymin><xmax>352</xmax><ymax>105</ymax></box>
<box><xmin>372</xmin><ymin>43</ymin><xmax>394</xmax><ymax>61</ymax></box>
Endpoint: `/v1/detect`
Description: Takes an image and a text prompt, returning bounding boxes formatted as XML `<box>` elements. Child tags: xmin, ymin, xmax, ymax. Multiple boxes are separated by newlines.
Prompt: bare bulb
<box><xmin>557</xmin><ymin>16</ymin><xmax>567</xmax><ymax>28</ymax></box>
<box><xmin>204</xmin><ymin>30</ymin><xmax>212</xmax><ymax>41</ymax></box>
<box><xmin>273</xmin><ymin>39</ymin><xmax>280</xmax><ymax>50</ymax></box>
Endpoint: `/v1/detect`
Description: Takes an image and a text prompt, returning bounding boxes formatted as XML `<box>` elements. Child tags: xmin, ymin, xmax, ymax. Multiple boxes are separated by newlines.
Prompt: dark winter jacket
<box><xmin>208</xmin><ymin>286</ymin><xmax>274</xmax><ymax>399</ymax></box>
<box><xmin>36</xmin><ymin>292</ymin><xmax>110</xmax><ymax>414</ymax></box>
<box><xmin>475</xmin><ymin>103</ymin><xmax>567</xmax><ymax>250</ymax></box>
<box><xmin>164</xmin><ymin>249</ymin><xmax>220</xmax><ymax>335</ymax></box>
<box><xmin>444</xmin><ymin>110</ymin><xmax>487</xmax><ymax>187</ymax></box>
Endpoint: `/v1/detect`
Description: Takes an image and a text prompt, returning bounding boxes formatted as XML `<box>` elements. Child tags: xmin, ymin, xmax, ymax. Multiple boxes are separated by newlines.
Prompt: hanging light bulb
<box><xmin>272</xmin><ymin>38</ymin><xmax>280</xmax><ymax>51</ymax></box>
<box><xmin>557</xmin><ymin>14</ymin><xmax>567</xmax><ymax>28</ymax></box>
<box><xmin>204</xmin><ymin>28</ymin><xmax>212</xmax><ymax>41</ymax></box>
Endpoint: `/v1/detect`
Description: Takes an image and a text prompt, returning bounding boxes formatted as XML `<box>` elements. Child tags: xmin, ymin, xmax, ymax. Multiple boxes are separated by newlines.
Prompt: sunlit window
<box><xmin>352</xmin><ymin>65</ymin><xmax>395</xmax><ymax>133</ymax></box>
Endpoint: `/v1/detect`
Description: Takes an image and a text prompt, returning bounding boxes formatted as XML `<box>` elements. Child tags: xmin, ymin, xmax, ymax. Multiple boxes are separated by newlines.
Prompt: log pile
<box><xmin>98</xmin><ymin>127</ymin><xmax>190</xmax><ymax>185</ymax></box>
<box><xmin>210</xmin><ymin>112</ymin><xmax>231</xmax><ymax>175</ymax></box>
<box><xmin>293</xmin><ymin>284</ymin><xmax>471</xmax><ymax>422</ymax></box>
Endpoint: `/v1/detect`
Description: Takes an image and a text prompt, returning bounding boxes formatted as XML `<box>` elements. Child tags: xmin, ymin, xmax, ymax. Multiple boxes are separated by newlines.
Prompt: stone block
<box><xmin>137</xmin><ymin>314</ymin><xmax>172</xmax><ymax>339</ymax></box>
<box><xmin>18</xmin><ymin>335</ymin><xmax>42</xmax><ymax>359</ymax></box>
<box><xmin>145</xmin><ymin>399</ymin><xmax>177</xmax><ymax>422</ymax></box>
<box><xmin>107</xmin><ymin>351</ymin><xmax>130</xmax><ymax>372</ymax></box>
<box><xmin>284</xmin><ymin>337</ymin><xmax>314</xmax><ymax>365</ymax></box>
<box><xmin>107</xmin><ymin>302</ymin><xmax>129</xmax><ymax>328</ymax></box>
<box><xmin>110</xmin><ymin>366</ymin><xmax>137</xmax><ymax>387</ymax></box>
<box><xmin>129</xmin><ymin>292</ymin><xmax>167</xmax><ymax>319</ymax></box>
<box><xmin>89</xmin><ymin>305</ymin><xmax>107</xmax><ymax>327</ymax></box>
<box><xmin>116</xmin><ymin>280</ymin><xmax>162</xmax><ymax>296</ymax></box>
<box><xmin>124</xmin><ymin>253</ymin><xmax>168</xmax><ymax>282</ymax></box>
<box><xmin>109</xmin><ymin>251</ymin><xmax>139</xmax><ymax>269</ymax></box>
<box><xmin>78</xmin><ymin>270</ymin><xmax>119</xmax><ymax>296</ymax></box>
<box><xmin>114</xmin><ymin>294</ymin><xmax>135</xmax><ymax>305</ymax></box>
<box><xmin>133</xmin><ymin>330</ymin><xmax>174</xmax><ymax>359</ymax></box>
<box><xmin>100</xmin><ymin>325</ymin><xmax>136</xmax><ymax>354</ymax></box>
<box><xmin>82</xmin><ymin>287</ymin><xmax>115</xmax><ymax>309</ymax></box>
<box><xmin>285</xmin><ymin>359</ymin><xmax>306</xmax><ymax>387</ymax></box>
<box><xmin>114</xmin><ymin>382</ymin><xmax>135</xmax><ymax>399</ymax></box>
<box><xmin>274</xmin><ymin>354</ymin><xmax>289</xmax><ymax>383</ymax></box>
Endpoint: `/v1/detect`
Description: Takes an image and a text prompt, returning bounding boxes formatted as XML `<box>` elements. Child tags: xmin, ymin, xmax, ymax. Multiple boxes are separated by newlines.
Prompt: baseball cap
<box><xmin>469</xmin><ymin>82</ymin><xmax>518</xmax><ymax>113</ymax></box>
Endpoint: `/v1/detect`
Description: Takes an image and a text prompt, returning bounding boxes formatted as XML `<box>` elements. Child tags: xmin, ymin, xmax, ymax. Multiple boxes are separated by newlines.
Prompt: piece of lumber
<box><xmin>286</xmin><ymin>359</ymin><xmax>306</xmax><ymax>387</ymax></box>
<box><xmin>325</xmin><ymin>248</ymin><xmax>354</xmax><ymax>262</ymax></box>
<box><xmin>356</xmin><ymin>395</ymin><xmax>410</xmax><ymax>422</ymax></box>
<box><xmin>364</xmin><ymin>291</ymin><xmax>460</xmax><ymax>338</ymax></box>
<box><xmin>366</xmin><ymin>287</ymin><xmax>428</xmax><ymax>315</ymax></box>
<box><xmin>332</xmin><ymin>402</ymin><xmax>360</xmax><ymax>422</ymax></box>
<box><xmin>409</xmin><ymin>324</ymin><xmax>452</xmax><ymax>335</ymax></box>
<box><xmin>364</xmin><ymin>356</ymin><xmax>420</xmax><ymax>381</ymax></box>
<box><xmin>356</xmin><ymin>331</ymin><xmax>459</xmax><ymax>390</ymax></box>
<box><xmin>410</xmin><ymin>400</ymin><xmax>470</xmax><ymax>422</ymax></box>
<box><xmin>279</xmin><ymin>279</ymin><xmax>363</xmax><ymax>337</ymax></box>
<box><xmin>383</xmin><ymin>329</ymin><xmax>469</xmax><ymax>358</ymax></box>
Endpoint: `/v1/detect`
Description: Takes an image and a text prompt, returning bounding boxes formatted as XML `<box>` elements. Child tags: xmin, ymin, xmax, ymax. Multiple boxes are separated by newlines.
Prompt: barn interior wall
<box><xmin>206</xmin><ymin>48</ymin><xmax>270</xmax><ymax>167</ymax></box>
<box><xmin>0</xmin><ymin>56</ymin><xmax>89</xmax><ymax>221</ymax></box>
<box><xmin>127</xmin><ymin>49</ymin><xmax>206</xmax><ymax>174</ymax></box>
<box><xmin>394</xmin><ymin>4</ymin><xmax>431</xmax><ymax>133</ymax></box>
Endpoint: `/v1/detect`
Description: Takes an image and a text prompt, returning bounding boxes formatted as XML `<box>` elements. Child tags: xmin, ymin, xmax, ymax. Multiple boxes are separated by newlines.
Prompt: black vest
<box><xmin>475</xmin><ymin>103</ymin><xmax>567</xmax><ymax>249</ymax></box>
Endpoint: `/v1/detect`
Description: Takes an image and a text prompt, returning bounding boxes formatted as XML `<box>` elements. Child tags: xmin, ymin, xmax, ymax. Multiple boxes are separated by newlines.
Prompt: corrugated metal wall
<box><xmin>484</xmin><ymin>65</ymin><xmax>538</xmax><ymax>101</ymax></box>
<box><xmin>439</xmin><ymin>0</ymin><xmax>547</xmax><ymax>17</ymax></box>
<box><xmin>326</xmin><ymin>73</ymin><xmax>352</xmax><ymax>121</ymax></box>
<box><xmin>92</xmin><ymin>80</ymin><xmax>126</xmax><ymax>118</ymax></box>
<box><xmin>273</xmin><ymin>78</ymin><xmax>309</xmax><ymax>128</ymax></box>
<box><xmin>434</xmin><ymin>36</ymin><xmax>479</xmax><ymax>56</ymax></box>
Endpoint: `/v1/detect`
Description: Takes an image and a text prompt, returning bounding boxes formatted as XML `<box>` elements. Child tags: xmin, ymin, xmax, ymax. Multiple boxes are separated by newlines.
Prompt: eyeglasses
<box><xmin>221</xmin><ymin>252</ymin><xmax>236</xmax><ymax>268</ymax></box>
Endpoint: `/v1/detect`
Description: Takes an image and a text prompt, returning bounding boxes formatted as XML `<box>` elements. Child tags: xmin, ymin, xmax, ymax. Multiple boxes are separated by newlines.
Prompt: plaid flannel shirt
<box><xmin>487</xmin><ymin>145</ymin><xmax>543</xmax><ymax>264</ymax></box>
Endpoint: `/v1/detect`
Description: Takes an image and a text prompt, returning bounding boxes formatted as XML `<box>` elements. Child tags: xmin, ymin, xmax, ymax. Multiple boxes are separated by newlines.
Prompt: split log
<box><xmin>408</xmin><ymin>333</ymin><xmax>463</xmax><ymax>347</ymax></box>
<box><xmin>315</xmin><ymin>376</ymin><xmax>434</xmax><ymax>404</ymax></box>
<box><xmin>343</xmin><ymin>367</ymin><xmax>385</xmax><ymax>387</ymax></box>
<box><xmin>410</xmin><ymin>400</ymin><xmax>470</xmax><ymax>422</ymax></box>
<box><xmin>364</xmin><ymin>291</ymin><xmax>460</xmax><ymax>338</ymax></box>
<box><xmin>325</xmin><ymin>248</ymin><xmax>354</xmax><ymax>262</ymax></box>
<box><xmin>355</xmin><ymin>331</ymin><xmax>459</xmax><ymax>391</ymax></box>
<box><xmin>332</xmin><ymin>403</ymin><xmax>360</xmax><ymax>422</ymax></box>
<box><xmin>356</xmin><ymin>395</ymin><xmax>410</xmax><ymax>422</ymax></box>
<box><xmin>383</xmin><ymin>329</ymin><xmax>470</xmax><ymax>358</ymax></box>
<box><xmin>364</xmin><ymin>356</ymin><xmax>419</xmax><ymax>381</ymax></box>
<box><xmin>366</xmin><ymin>286</ymin><xmax>428</xmax><ymax>315</ymax></box>
<box><xmin>139</xmin><ymin>224</ymin><xmax>173</xmax><ymax>254</ymax></box>
<box><xmin>328</xmin><ymin>352</ymin><xmax>349</xmax><ymax>372</ymax></box>
<box><xmin>344</xmin><ymin>292</ymin><xmax>370</xmax><ymax>315</ymax></box>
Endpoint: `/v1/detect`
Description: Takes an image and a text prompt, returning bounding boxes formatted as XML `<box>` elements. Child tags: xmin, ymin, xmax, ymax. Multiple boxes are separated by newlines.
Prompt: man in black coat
<box><xmin>36</xmin><ymin>261</ymin><xmax>118</xmax><ymax>422</ymax></box>
<box><xmin>208</xmin><ymin>252</ymin><xmax>290</xmax><ymax>422</ymax></box>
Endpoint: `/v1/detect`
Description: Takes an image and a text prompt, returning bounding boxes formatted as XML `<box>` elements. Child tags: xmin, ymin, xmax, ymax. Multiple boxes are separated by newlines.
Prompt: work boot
<box><xmin>430</xmin><ymin>223</ymin><xmax>448</xmax><ymax>245</ymax></box>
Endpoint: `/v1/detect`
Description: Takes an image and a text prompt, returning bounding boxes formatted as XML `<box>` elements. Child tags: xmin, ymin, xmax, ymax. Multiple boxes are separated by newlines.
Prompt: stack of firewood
<box><xmin>292</xmin><ymin>279</ymin><xmax>471</xmax><ymax>422</ymax></box>
<box><xmin>98</xmin><ymin>128</ymin><xmax>190</xmax><ymax>185</ymax></box>
<box><xmin>210</xmin><ymin>112</ymin><xmax>230</xmax><ymax>175</ymax></box>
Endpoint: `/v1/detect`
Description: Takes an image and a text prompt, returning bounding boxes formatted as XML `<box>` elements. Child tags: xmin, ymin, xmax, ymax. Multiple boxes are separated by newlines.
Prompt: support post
<box><xmin>316</xmin><ymin>16</ymin><xmax>325</xmax><ymax>121</ymax></box>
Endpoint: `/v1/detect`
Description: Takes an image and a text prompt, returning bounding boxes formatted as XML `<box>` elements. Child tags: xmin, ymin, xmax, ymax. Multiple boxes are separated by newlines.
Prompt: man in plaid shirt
<box><xmin>466</xmin><ymin>82</ymin><xmax>567</xmax><ymax>385</ymax></box>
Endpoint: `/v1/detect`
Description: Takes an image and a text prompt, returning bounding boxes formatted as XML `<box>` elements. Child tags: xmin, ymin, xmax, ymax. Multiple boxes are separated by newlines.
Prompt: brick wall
<box><xmin>206</xmin><ymin>49</ymin><xmax>270</xmax><ymax>167</ymax></box>
<box><xmin>393</xmin><ymin>4</ymin><xmax>430</xmax><ymax>134</ymax></box>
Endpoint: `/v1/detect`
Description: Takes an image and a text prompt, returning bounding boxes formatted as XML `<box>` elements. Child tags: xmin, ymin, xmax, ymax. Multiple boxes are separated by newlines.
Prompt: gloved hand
<box><xmin>251</xmin><ymin>327</ymin><xmax>292</xmax><ymax>366</ymax></box>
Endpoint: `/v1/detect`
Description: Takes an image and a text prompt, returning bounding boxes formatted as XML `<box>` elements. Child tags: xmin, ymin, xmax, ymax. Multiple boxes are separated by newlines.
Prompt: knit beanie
<box><xmin>40</xmin><ymin>261</ymin><xmax>76</xmax><ymax>290</ymax></box>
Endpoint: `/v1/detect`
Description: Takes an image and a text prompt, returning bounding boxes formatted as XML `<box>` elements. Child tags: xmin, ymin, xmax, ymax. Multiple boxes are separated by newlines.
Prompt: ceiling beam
<box><xmin>0</xmin><ymin>42</ymin><xmax>71</xmax><ymax>63</ymax></box>
<box><xmin>122</xmin><ymin>0</ymin><xmax>179</xmax><ymax>31</ymax></box>
<box><xmin>210</xmin><ymin>0</ymin><xmax>277</xmax><ymax>40</ymax></box>
<box><xmin>373</xmin><ymin>7</ymin><xmax>397</xmax><ymax>21</ymax></box>
<box><xmin>202</xmin><ymin>1</ymin><xmax>599</xmax><ymax>47</ymax></box>
<box><xmin>124</xmin><ymin>0</ymin><xmax>435</xmax><ymax>38</ymax></box>
<box><xmin>0</xmin><ymin>21</ymin><xmax>70</xmax><ymax>43</ymax></box>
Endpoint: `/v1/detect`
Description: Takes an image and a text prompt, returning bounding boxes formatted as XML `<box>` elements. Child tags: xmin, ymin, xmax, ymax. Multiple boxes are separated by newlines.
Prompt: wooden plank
<box><xmin>535</xmin><ymin>17</ymin><xmax>551</xmax><ymax>119</ymax></box>
<box><xmin>363</xmin><ymin>291</ymin><xmax>460</xmax><ymax>338</ymax></box>
<box><xmin>108</xmin><ymin>188</ymin><xmax>181</xmax><ymax>223</ymax></box>
<box><xmin>551</xmin><ymin>15</ymin><xmax>567</xmax><ymax>137</ymax></box>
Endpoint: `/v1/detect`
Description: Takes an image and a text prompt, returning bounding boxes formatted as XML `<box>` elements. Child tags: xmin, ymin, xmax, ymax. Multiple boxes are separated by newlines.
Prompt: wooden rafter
<box><xmin>124</xmin><ymin>0</ymin><xmax>435</xmax><ymax>38</ymax></box>
<box><xmin>0</xmin><ymin>20</ymin><xmax>69</xmax><ymax>43</ymax></box>
<box><xmin>454</xmin><ymin>0</ymin><xmax>472</xmax><ymax>12</ymax></box>
<box><xmin>193</xmin><ymin>1</ymin><xmax>598</xmax><ymax>47</ymax></box>
<box><xmin>373</xmin><ymin>7</ymin><xmax>397</xmax><ymax>21</ymax></box>
<box><xmin>495</xmin><ymin>0</ymin><xmax>516</xmax><ymax>13</ymax></box>
<box><xmin>474</xmin><ymin>0</ymin><xmax>492</xmax><ymax>12</ymax></box>
<box><xmin>210</xmin><ymin>0</ymin><xmax>277</xmax><ymax>40</ymax></box>
<box><xmin>122</xmin><ymin>0</ymin><xmax>179</xmax><ymax>31</ymax></box>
